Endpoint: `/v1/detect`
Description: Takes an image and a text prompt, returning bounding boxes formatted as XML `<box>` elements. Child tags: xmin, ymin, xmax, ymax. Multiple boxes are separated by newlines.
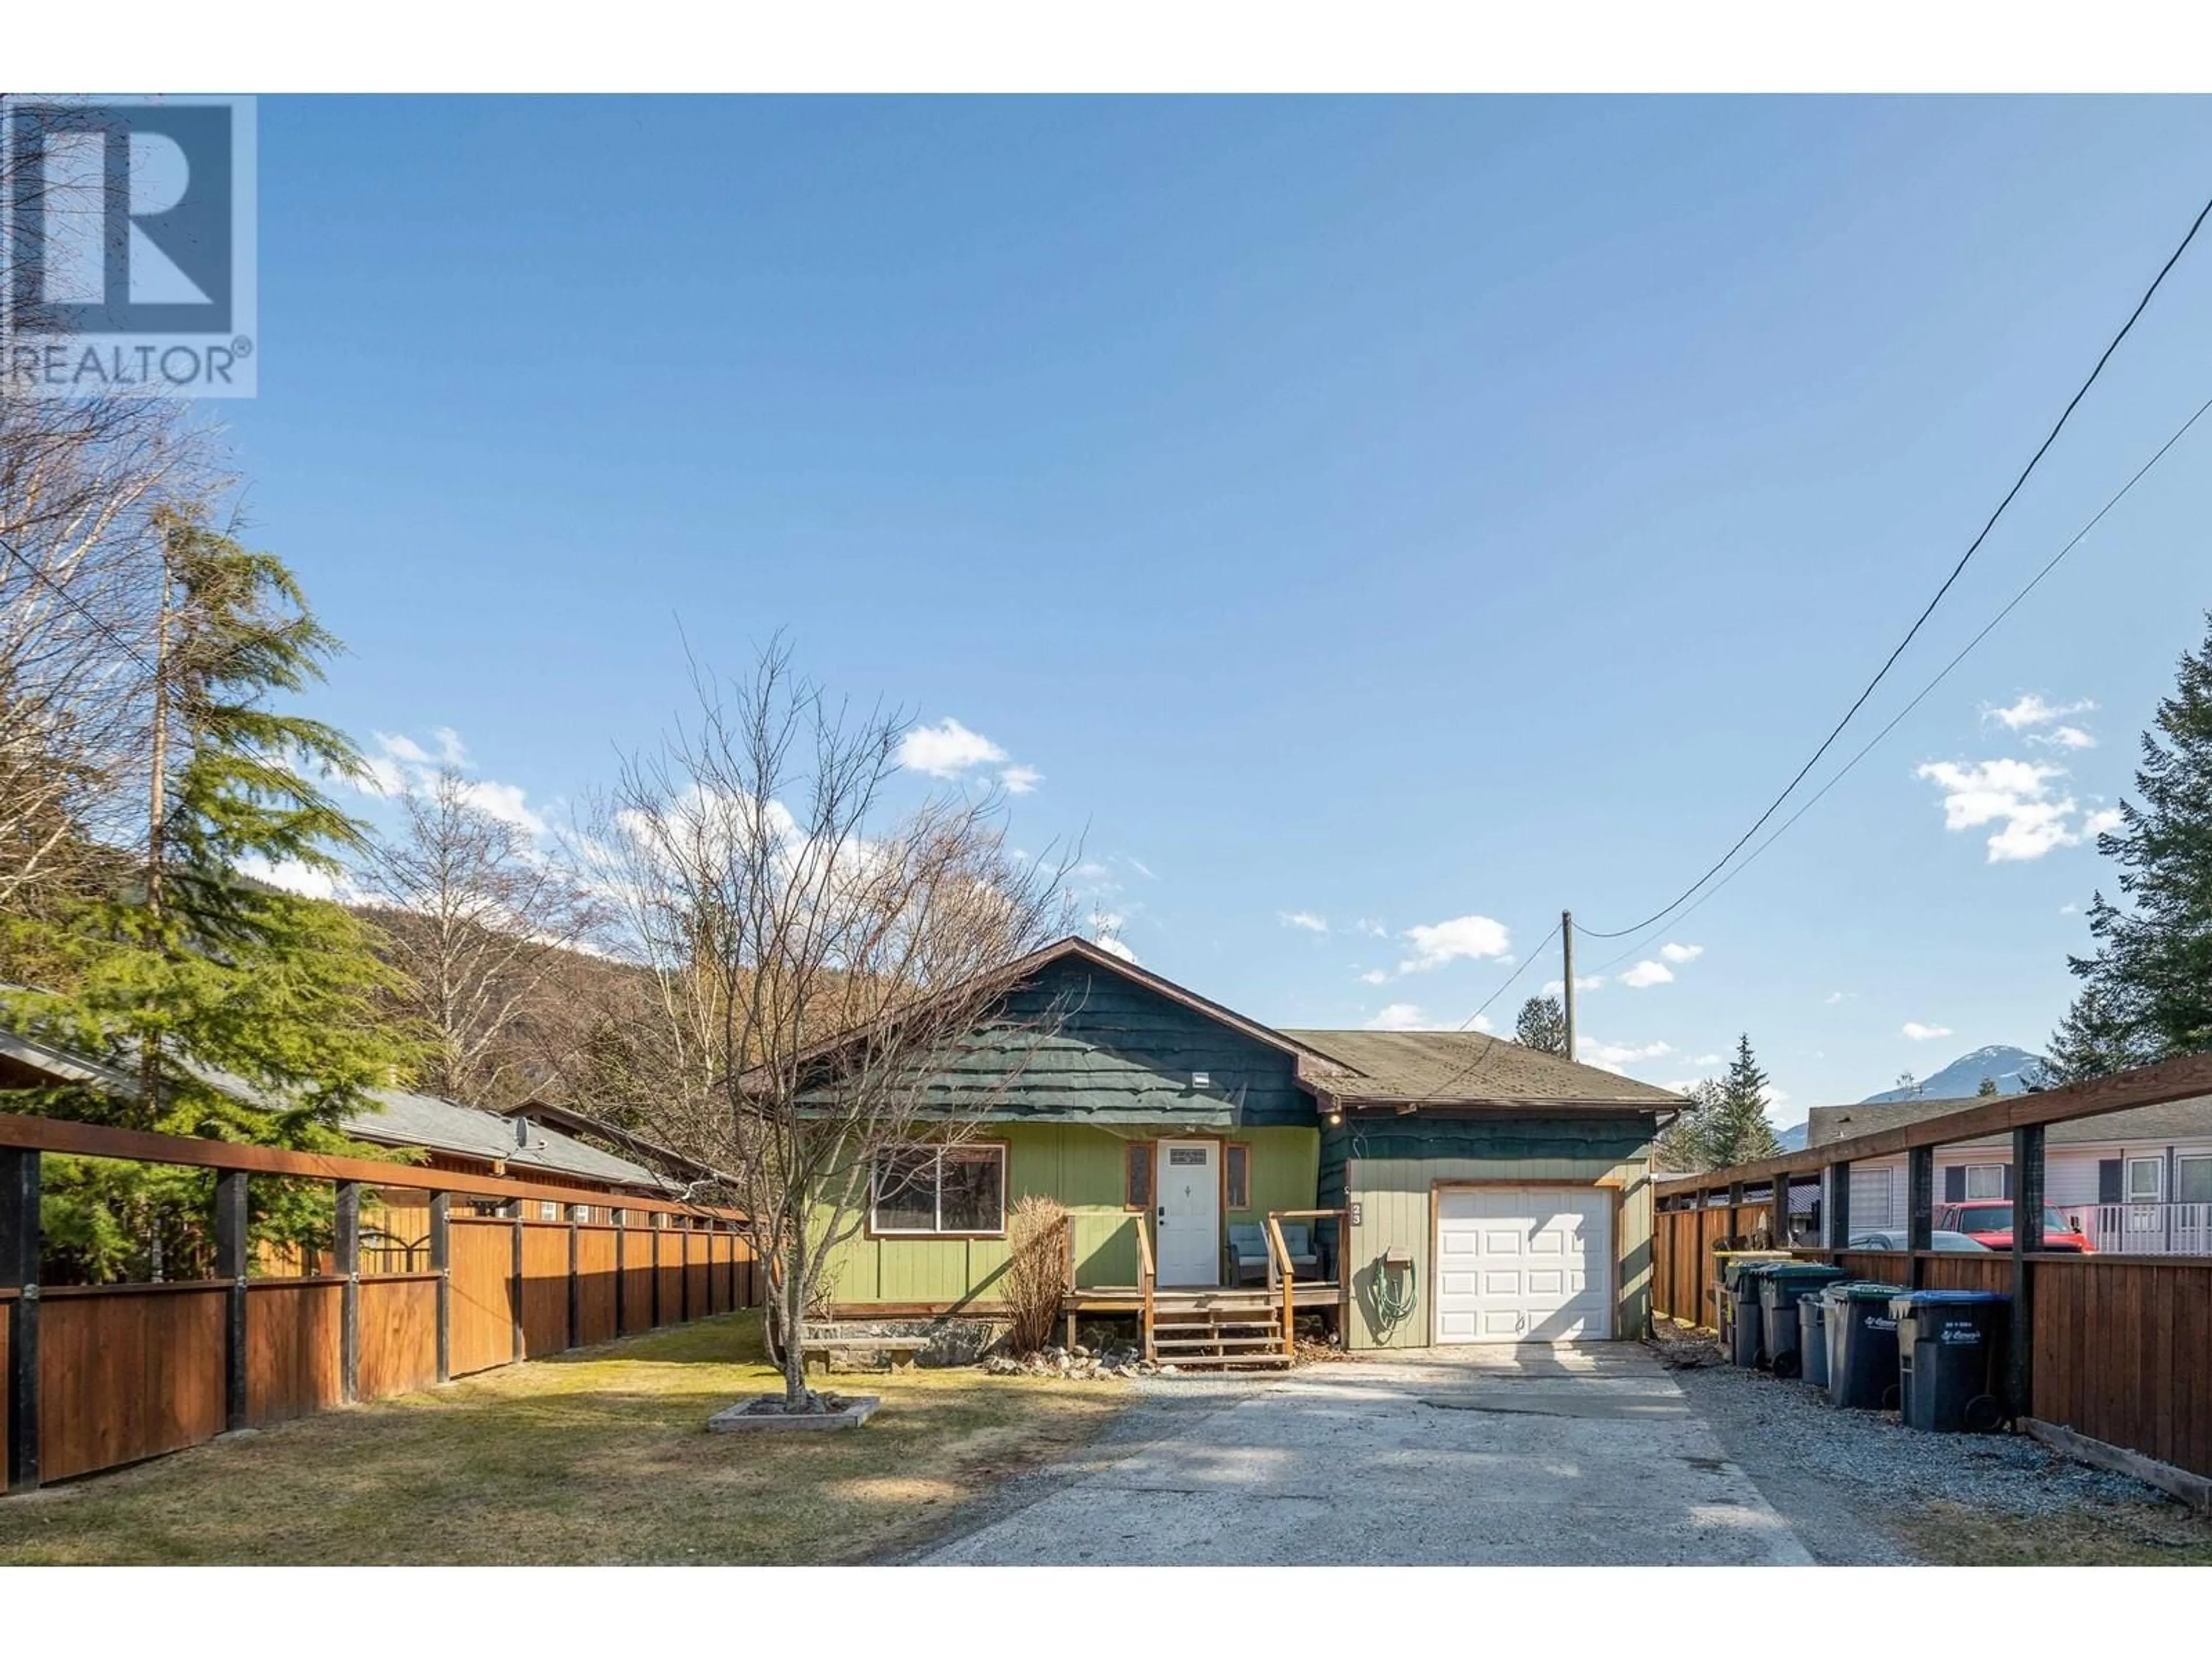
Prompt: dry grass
<box><xmin>0</xmin><ymin>1313</ymin><xmax>1126</xmax><ymax>1565</ymax></box>
<box><xmin>1892</xmin><ymin>1498</ymin><xmax>2212</xmax><ymax>1566</ymax></box>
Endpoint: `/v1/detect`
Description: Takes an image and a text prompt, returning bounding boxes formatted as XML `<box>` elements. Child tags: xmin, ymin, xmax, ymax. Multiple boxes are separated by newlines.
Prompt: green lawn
<box><xmin>0</xmin><ymin>1313</ymin><xmax>1127</xmax><ymax>1565</ymax></box>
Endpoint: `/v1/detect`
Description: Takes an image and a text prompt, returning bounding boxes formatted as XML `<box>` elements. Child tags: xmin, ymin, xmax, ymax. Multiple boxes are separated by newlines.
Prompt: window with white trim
<box><xmin>2177</xmin><ymin>1156</ymin><xmax>2212</xmax><ymax>1206</ymax></box>
<box><xmin>1964</xmin><ymin>1164</ymin><xmax>2008</xmax><ymax>1200</ymax></box>
<box><xmin>870</xmin><ymin>1145</ymin><xmax>1007</xmax><ymax>1236</ymax></box>
<box><xmin>2127</xmin><ymin>1156</ymin><xmax>2165</xmax><ymax>1203</ymax></box>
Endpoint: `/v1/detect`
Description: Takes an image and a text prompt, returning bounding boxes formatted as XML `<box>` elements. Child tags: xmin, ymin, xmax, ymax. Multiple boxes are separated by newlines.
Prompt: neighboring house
<box><xmin>1805</xmin><ymin>1096</ymin><xmax>2212</xmax><ymax>1256</ymax></box>
<box><xmin>801</xmin><ymin>937</ymin><xmax>1680</xmax><ymax>1350</ymax></box>
<box><xmin>0</xmin><ymin>1026</ymin><xmax>683</xmax><ymax>1226</ymax></box>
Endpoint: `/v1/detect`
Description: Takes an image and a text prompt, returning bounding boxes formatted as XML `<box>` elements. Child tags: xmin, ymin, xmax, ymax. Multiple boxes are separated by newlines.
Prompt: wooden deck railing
<box><xmin>0</xmin><ymin>1108</ymin><xmax>755</xmax><ymax>1495</ymax></box>
<box><xmin>1266</xmin><ymin>1208</ymin><xmax>1351</xmax><ymax>1357</ymax></box>
<box><xmin>1134</xmin><ymin>1213</ymin><xmax>1157</xmax><ymax>1362</ymax></box>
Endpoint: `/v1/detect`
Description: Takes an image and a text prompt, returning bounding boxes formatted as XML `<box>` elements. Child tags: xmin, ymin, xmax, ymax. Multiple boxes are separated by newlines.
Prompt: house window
<box><xmin>870</xmin><ymin>1145</ymin><xmax>1006</xmax><ymax>1236</ymax></box>
<box><xmin>1964</xmin><ymin>1165</ymin><xmax>2008</xmax><ymax>1201</ymax></box>
<box><xmin>538</xmin><ymin>1200</ymin><xmax>559</xmax><ymax>1221</ymax></box>
<box><xmin>2178</xmin><ymin>1156</ymin><xmax>2212</xmax><ymax>1206</ymax></box>
<box><xmin>2127</xmin><ymin>1157</ymin><xmax>2165</xmax><ymax>1203</ymax></box>
<box><xmin>1225</xmin><ymin>1144</ymin><xmax>1251</xmax><ymax>1210</ymax></box>
<box><xmin>1124</xmin><ymin>1142</ymin><xmax>1153</xmax><ymax>1210</ymax></box>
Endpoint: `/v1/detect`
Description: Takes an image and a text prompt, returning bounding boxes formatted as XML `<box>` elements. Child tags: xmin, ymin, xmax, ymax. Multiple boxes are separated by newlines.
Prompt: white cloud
<box><xmin>897</xmin><ymin>718</ymin><xmax>1008</xmax><ymax>779</ymax></box>
<box><xmin>2081</xmin><ymin>806</ymin><xmax>2123</xmax><ymax>838</ymax></box>
<box><xmin>1691</xmin><ymin>1052</ymin><xmax>1723</xmax><ymax>1066</ymax></box>
<box><xmin>1916</xmin><ymin>757</ymin><xmax>2097</xmax><ymax>862</ymax></box>
<box><xmin>1540</xmin><ymin>975</ymin><xmax>1605</xmax><ymax>997</ymax></box>
<box><xmin>1902</xmin><ymin>1021</ymin><xmax>1953</xmax><ymax>1041</ymax></box>
<box><xmin>1578</xmin><ymin>1037</ymin><xmax>1675</xmax><ymax>1074</ymax></box>
<box><xmin>1986</xmin><ymin>693</ymin><xmax>2096</xmax><ymax>732</ymax></box>
<box><xmin>1090</xmin><ymin>934</ymin><xmax>1139</xmax><ymax>965</ymax></box>
<box><xmin>999</xmin><ymin>764</ymin><xmax>1043</xmax><ymax>796</ymax></box>
<box><xmin>2030</xmin><ymin>725</ymin><xmax>2096</xmax><ymax>752</ymax></box>
<box><xmin>1358</xmin><ymin>969</ymin><xmax>1389</xmax><ymax>986</ymax></box>
<box><xmin>1619</xmin><ymin>960</ymin><xmax>1675</xmax><ymax>989</ymax></box>
<box><xmin>1121</xmin><ymin>855</ymin><xmax>1157</xmax><ymax>880</ymax></box>
<box><xmin>1398</xmin><ymin>914</ymin><xmax>1510</xmax><ymax>974</ymax></box>
<box><xmin>1366</xmin><ymin>1003</ymin><xmax>1430</xmax><ymax>1032</ymax></box>
<box><xmin>2059</xmin><ymin>902</ymin><xmax>2080</xmax><ymax>916</ymax></box>
<box><xmin>236</xmin><ymin>855</ymin><xmax>343</xmax><ymax>902</ymax></box>
<box><xmin>1279</xmin><ymin>911</ymin><xmax>1330</xmax><ymax>934</ymax></box>
<box><xmin>1354</xmin><ymin>918</ymin><xmax>1388</xmax><ymax>938</ymax></box>
<box><xmin>374</xmin><ymin>731</ymin><xmax>433</xmax><ymax>766</ymax></box>
<box><xmin>453</xmin><ymin>778</ymin><xmax>547</xmax><ymax>837</ymax></box>
<box><xmin>1658</xmin><ymin>942</ymin><xmax>1703</xmax><ymax>964</ymax></box>
<box><xmin>1824</xmin><ymin>991</ymin><xmax>1850</xmax><ymax>1006</ymax></box>
<box><xmin>431</xmin><ymin>727</ymin><xmax>468</xmax><ymax>766</ymax></box>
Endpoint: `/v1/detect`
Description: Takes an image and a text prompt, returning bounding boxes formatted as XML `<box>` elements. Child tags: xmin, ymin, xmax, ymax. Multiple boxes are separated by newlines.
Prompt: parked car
<box><xmin>1846</xmin><ymin>1229</ymin><xmax>1992</xmax><ymax>1252</ymax></box>
<box><xmin>1936</xmin><ymin>1201</ymin><xmax>2096</xmax><ymax>1253</ymax></box>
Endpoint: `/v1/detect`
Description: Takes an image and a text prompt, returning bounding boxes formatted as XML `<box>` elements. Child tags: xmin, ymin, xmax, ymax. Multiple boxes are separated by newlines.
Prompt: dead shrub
<box><xmin>1003</xmin><ymin>1195</ymin><xmax>1070</xmax><ymax>1356</ymax></box>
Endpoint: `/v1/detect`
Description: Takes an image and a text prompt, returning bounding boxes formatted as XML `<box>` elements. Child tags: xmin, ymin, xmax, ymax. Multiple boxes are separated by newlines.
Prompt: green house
<box><xmin>816</xmin><ymin>937</ymin><xmax>1680</xmax><ymax>1353</ymax></box>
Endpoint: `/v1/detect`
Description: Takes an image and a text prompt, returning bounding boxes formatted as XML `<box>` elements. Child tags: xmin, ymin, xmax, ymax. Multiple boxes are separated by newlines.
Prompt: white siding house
<box><xmin>1806</xmin><ymin>1094</ymin><xmax>2212</xmax><ymax>1255</ymax></box>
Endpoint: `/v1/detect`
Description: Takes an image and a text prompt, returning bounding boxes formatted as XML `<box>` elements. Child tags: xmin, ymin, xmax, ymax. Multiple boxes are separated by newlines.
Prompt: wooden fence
<box><xmin>1650</xmin><ymin>1053</ymin><xmax>2212</xmax><ymax>1484</ymax></box>
<box><xmin>0</xmin><ymin>1111</ymin><xmax>757</xmax><ymax>1493</ymax></box>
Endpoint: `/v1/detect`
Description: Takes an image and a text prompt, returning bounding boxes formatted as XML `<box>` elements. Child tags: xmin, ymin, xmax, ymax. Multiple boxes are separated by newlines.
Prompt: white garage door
<box><xmin>1435</xmin><ymin>1187</ymin><xmax>1612</xmax><ymax>1344</ymax></box>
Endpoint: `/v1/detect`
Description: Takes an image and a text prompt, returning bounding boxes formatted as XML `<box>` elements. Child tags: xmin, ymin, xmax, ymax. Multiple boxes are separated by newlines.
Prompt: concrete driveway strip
<box><xmin>922</xmin><ymin>1344</ymin><xmax>1812</xmax><ymax>1566</ymax></box>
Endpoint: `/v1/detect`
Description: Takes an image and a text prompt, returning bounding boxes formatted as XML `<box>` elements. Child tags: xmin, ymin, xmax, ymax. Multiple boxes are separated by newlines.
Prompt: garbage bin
<box><xmin>1797</xmin><ymin>1293</ymin><xmax>1830</xmax><ymax>1389</ymax></box>
<box><xmin>1727</xmin><ymin>1262</ymin><xmax>1789</xmax><ymax>1368</ymax></box>
<box><xmin>1758</xmin><ymin>1265</ymin><xmax>1846</xmax><ymax>1378</ymax></box>
<box><xmin>1889</xmin><ymin>1291</ymin><xmax>2010</xmax><ymax>1433</ymax></box>
<box><xmin>1711</xmin><ymin>1251</ymin><xmax>1794</xmax><ymax>1353</ymax></box>
<box><xmin>1823</xmin><ymin>1281</ymin><xmax>1906</xmax><ymax>1410</ymax></box>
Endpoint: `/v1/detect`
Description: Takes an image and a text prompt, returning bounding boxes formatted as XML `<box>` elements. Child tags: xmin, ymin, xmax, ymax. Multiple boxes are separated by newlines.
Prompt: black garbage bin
<box><xmin>1714</xmin><ymin>1251</ymin><xmax>1793</xmax><ymax>1358</ymax></box>
<box><xmin>1823</xmin><ymin>1281</ymin><xmax>1906</xmax><ymax>1410</ymax></box>
<box><xmin>1728</xmin><ymin>1263</ymin><xmax>1786</xmax><ymax>1367</ymax></box>
<box><xmin>1797</xmin><ymin>1293</ymin><xmax>1830</xmax><ymax>1389</ymax></box>
<box><xmin>1759</xmin><ymin>1265</ymin><xmax>1846</xmax><ymax>1378</ymax></box>
<box><xmin>1889</xmin><ymin>1291</ymin><xmax>2010</xmax><ymax>1432</ymax></box>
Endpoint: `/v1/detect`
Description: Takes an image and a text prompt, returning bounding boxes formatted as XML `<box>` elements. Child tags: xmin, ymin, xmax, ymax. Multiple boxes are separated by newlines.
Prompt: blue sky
<box><xmin>221</xmin><ymin>96</ymin><xmax>2212</xmax><ymax>1126</ymax></box>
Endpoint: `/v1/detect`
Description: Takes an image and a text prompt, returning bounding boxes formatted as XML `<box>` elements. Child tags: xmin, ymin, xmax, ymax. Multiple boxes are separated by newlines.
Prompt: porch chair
<box><xmin>1226</xmin><ymin>1221</ymin><xmax>1324</xmax><ymax>1285</ymax></box>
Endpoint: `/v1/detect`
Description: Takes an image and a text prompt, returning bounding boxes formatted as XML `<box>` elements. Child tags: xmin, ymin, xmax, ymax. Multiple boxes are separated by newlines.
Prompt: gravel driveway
<box><xmin>915</xmin><ymin>1343</ymin><xmax>1812</xmax><ymax>1566</ymax></box>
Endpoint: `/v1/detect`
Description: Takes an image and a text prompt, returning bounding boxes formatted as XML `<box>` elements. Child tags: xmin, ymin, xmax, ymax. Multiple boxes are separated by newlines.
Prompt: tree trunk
<box><xmin>137</xmin><ymin>563</ymin><xmax>174</xmax><ymax>1128</ymax></box>
<box><xmin>781</xmin><ymin>1231</ymin><xmax>810</xmax><ymax>1409</ymax></box>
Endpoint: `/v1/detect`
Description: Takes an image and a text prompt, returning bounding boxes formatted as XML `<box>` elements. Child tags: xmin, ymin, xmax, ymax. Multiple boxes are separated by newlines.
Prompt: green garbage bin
<box><xmin>1713</xmin><ymin>1250</ymin><xmax>1793</xmax><ymax>1354</ymax></box>
<box><xmin>1727</xmin><ymin>1262</ymin><xmax>1788</xmax><ymax>1368</ymax></box>
<box><xmin>1758</xmin><ymin>1266</ymin><xmax>1846</xmax><ymax>1378</ymax></box>
<box><xmin>1797</xmin><ymin>1293</ymin><xmax>1830</xmax><ymax>1389</ymax></box>
<box><xmin>1823</xmin><ymin>1281</ymin><xmax>1906</xmax><ymax>1410</ymax></box>
<box><xmin>1889</xmin><ymin>1291</ymin><xmax>2010</xmax><ymax>1433</ymax></box>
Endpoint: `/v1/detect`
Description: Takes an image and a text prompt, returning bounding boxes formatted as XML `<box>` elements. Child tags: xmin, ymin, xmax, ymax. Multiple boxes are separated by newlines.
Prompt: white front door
<box><xmin>1155</xmin><ymin>1141</ymin><xmax>1220</xmax><ymax>1287</ymax></box>
<box><xmin>1434</xmin><ymin>1186</ymin><xmax>1612</xmax><ymax>1344</ymax></box>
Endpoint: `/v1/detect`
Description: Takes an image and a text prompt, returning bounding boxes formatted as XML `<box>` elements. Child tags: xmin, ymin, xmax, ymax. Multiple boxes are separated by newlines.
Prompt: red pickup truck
<box><xmin>1936</xmin><ymin>1201</ymin><xmax>2096</xmax><ymax>1253</ymax></box>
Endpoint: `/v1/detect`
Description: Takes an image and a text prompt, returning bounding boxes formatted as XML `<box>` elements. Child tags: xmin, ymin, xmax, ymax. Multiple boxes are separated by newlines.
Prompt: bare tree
<box><xmin>353</xmin><ymin>768</ymin><xmax>614</xmax><ymax>1105</ymax></box>
<box><xmin>590</xmin><ymin>641</ymin><xmax>1071</xmax><ymax>1411</ymax></box>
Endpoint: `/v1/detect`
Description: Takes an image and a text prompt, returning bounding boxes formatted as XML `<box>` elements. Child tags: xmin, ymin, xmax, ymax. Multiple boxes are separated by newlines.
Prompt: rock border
<box><xmin>707</xmin><ymin>1395</ymin><xmax>881</xmax><ymax>1433</ymax></box>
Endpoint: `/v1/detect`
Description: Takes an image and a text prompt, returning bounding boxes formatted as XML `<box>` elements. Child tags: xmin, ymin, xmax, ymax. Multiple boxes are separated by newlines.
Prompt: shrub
<box><xmin>1003</xmin><ymin>1194</ymin><xmax>1070</xmax><ymax>1356</ymax></box>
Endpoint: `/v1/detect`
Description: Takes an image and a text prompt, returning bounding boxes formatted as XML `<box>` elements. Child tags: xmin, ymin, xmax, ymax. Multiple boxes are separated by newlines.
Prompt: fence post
<box><xmin>215</xmin><ymin>1169</ymin><xmax>249</xmax><ymax>1431</ymax></box>
<box><xmin>335</xmin><ymin>1180</ymin><xmax>361</xmax><ymax>1403</ymax></box>
<box><xmin>2</xmin><ymin>1148</ymin><xmax>40</xmax><ymax>1493</ymax></box>
<box><xmin>679</xmin><ymin>1218</ymin><xmax>692</xmax><ymax>1324</ymax></box>
<box><xmin>509</xmin><ymin>1201</ymin><xmax>525</xmax><ymax>1361</ymax></box>
<box><xmin>2010</xmin><ymin>1125</ymin><xmax>2044</xmax><ymax>1423</ymax></box>
<box><xmin>613</xmin><ymin>1209</ymin><xmax>627</xmax><ymax>1336</ymax></box>
<box><xmin>1907</xmin><ymin>1145</ymin><xmax>1934</xmax><ymax>1289</ymax></box>
<box><xmin>650</xmin><ymin>1214</ymin><xmax>663</xmax><ymax>1329</ymax></box>
<box><xmin>1827</xmin><ymin>1160</ymin><xmax>1852</xmax><ymax>1251</ymax></box>
<box><xmin>429</xmin><ymin>1192</ymin><xmax>451</xmax><ymax>1384</ymax></box>
<box><xmin>566</xmin><ymin>1205</ymin><xmax>582</xmax><ymax>1351</ymax></box>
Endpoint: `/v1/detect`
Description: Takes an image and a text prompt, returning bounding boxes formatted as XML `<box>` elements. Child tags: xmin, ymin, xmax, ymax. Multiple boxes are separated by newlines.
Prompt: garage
<box><xmin>1434</xmin><ymin>1185</ymin><xmax>1613</xmax><ymax>1343</ymax></box>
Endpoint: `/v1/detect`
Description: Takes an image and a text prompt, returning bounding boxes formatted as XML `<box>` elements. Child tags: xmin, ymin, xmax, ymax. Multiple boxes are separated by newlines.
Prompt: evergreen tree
<box><xmin>1654</xmin><ymin>1078</ymin><xmax>1720</xmax><ymax>1172</ymax></box>
<box><xmin>1975</xmin><ymin>1074</ymin><xmax>2001</xmax><ymax>1099</ymax></box>
<box><xmin>1514</xmin><ymin>993</ymin><xmax>1567</xmax><ymax>1056</ymax></box>
<box><xmin>2058</xmin><ymin>613</ymin><xmax>2212</xmax><ymax>1073</ymax></box>
<box><xmin>1699</xmin><ymin>1033</ymin><xmax>1782</xmax><ymax>1166</ymax></box>
<box><xmin>5</xmin><ymin>512</ymin><xmax>419</xmax><ymax>1281</ymax></box>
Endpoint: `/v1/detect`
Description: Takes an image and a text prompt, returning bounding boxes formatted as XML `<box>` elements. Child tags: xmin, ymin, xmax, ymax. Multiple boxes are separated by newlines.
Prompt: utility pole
<box><xmin>1561</xmin><ymin>910</ymin><xmax>1576</xmax><ymax>1063</ymax></box>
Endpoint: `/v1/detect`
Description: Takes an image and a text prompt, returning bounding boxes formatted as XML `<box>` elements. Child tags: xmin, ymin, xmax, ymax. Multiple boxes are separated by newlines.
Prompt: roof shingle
<box><xmin>1280</xmin><ymin>1028</ymin><xmax>1682</xmax><ymax>1109</ymax></box>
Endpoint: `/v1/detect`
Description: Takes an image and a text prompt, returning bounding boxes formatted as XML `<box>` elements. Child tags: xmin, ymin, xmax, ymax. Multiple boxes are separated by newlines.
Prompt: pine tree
<box><xmin>1975</xmin><ymin>1074</ymin><xmax>2001</xmax><ymax>1098</ymax></box>
<box><xmin>1514</xmin><ymin>993</ymin><xmax>1567</xmax><ymax>1056</ymax></box>
<box><xmin>1699</xmin><ymin>1034</ymin><xmax>1782</xmax><ymax>1166</ymax></box>
<box><xmin>5</xmin><ymin>512</ymin><xmax>420</xmax><ymax>1281</ymax></box>
<box><xmin>1655</xmin><ymin>1078</ymin><xmax>1720</xmax><ymax>1172</ymax></box>
<box><xmin>2057</xmin><ymin>613</ymin><xmax>2212</xmax><ymax>1073</ymax></box>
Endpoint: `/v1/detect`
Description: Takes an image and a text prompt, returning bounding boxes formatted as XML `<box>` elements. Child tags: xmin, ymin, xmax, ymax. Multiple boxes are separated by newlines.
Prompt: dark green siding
<box><xmin>881</xmin><ymin>958</ymin><xmax>1317</xmax><ymax>1128</ymax></box>
<box><xmin>1343</xmin><ymin>1114</ymin><xmax>1652</xmax><ymax>1174</ymax></box>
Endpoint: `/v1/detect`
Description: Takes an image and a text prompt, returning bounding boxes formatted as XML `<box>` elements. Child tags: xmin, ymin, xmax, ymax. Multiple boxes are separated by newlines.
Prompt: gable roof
<box><xmin>1282</xmin><ymin>1028</ymin><xmax>1683</xmax><ymax>1111</ymax></box>
<box><xmin>0</xmin><ymin>1025</ymin><xmax>672</xmax><ymax>1192</ymax></box>
<box><xmin>1806</xmin><ymin>1093</ymin><xmax>2212</xmax><ymax>1150</ymax></box>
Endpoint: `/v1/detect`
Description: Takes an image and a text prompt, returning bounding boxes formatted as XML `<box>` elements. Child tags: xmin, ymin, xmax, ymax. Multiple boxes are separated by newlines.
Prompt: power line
<box><xmin>0</xmin><ymin>535</ymin><xmax>159</xmax><ymax>679</ymax></box>
<box><xmin>1578</xmin><ymin>188</ymin><xmax>2212</xmax><ymax>941</ymax></box>
<box><xmin>1581</xmin><ymin>385</ymin><xmax>2212</xmax><ymax>982</ymax></box>
<box><xmin>1391</xmin><ymin>919</ymin><xmax>1563</xmax><ymax>1107</ymax></box>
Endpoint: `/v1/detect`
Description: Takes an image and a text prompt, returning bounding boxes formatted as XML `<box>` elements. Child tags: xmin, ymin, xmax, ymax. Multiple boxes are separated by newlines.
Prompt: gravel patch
<box><xmin>1649</xmin><ymin>1321</ymin><xmax>2172</xmax><ymax>1561</ymax></box>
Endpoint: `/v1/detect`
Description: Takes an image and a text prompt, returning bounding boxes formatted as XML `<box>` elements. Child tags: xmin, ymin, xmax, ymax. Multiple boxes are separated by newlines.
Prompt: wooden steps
<box><xmin>1147</xmin><ymin>1289</ymin><xmax>1291</xmax><ymax>1371</ymax></box>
